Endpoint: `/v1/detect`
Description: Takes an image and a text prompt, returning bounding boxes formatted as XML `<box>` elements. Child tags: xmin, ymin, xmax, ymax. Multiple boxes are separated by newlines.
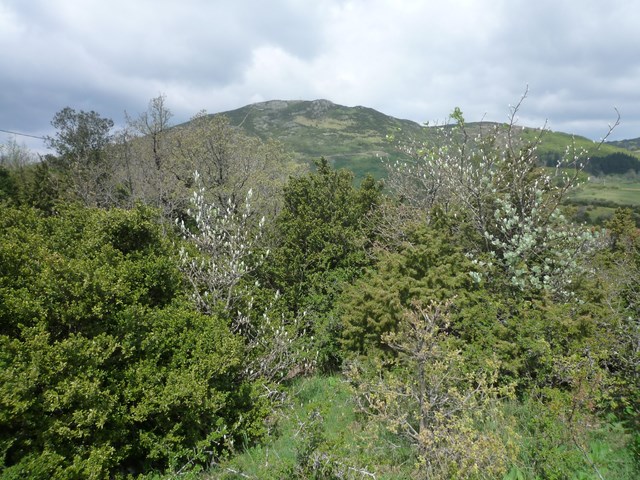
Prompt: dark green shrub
<box><xmin>258</xmin><ymin>159</ymin><xmax>382</xmax><ymax>371</ymax></box>
<box><xmin>339</xmin><ymin>223</ymin><xmax>479</xmax><ymax>358</ymax></box>
<box><xmin>0</xmin><ymin>205</ymin><xmax>266</xmax><ymax>478</ymax></box>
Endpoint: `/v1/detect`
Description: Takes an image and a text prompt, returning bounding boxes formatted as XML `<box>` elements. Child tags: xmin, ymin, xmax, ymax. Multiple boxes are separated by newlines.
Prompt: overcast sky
<box><xmin>1</xmin><ymin>0</ymin><xmax>638</xmax><ymax>153</ymax></box>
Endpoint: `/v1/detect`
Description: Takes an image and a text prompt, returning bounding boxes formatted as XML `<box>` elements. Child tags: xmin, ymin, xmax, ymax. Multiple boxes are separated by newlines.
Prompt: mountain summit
<box><xmin>213</xmin><ymin>99</ymin><xmax>423</xmax><ymax>178</ymax></box>
<box><xmin>204</xmin><ymin>99</ymin><xmax>640</xmax><ymax>181</ymax></box>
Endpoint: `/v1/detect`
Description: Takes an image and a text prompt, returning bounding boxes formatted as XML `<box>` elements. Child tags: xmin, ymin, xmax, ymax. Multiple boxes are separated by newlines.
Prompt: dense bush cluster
<box><xmin>0</xmin><ymin>206</ymin><xmax>267</xmax><ymax>478</ymax></box>
<box><xmin>1</xmin><ymin>98</ymin><xmax>639</xmax><ymax>478</ymax></box>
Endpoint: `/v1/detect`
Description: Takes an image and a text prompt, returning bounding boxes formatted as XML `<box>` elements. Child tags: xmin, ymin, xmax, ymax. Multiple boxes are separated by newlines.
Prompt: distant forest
<box><xmin>540</xmin><ymin>150</ymin><xmax>640</xmax><ymax>175</ymax></box>
<box><xmin>586</xmin><ymin>152</ymin><xmax>640</xmax><ymax>175</ymax></box>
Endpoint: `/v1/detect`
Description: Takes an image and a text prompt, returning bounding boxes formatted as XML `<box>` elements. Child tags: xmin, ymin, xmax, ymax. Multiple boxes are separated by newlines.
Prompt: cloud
<box><xmin>1</xmin><ymin>0</ymin><xmax>639</xmax><ymax>150</ymax></box>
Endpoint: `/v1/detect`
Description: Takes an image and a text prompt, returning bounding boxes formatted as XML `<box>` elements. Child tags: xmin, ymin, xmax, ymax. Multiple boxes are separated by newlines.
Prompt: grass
<box><xmin>570</xmin><ymin>176</ymin><xmax>640</xmax><ymax>207</ymax></box>
<box><xmin>500</xmin><ymin>398</ymin><xmax>638</xmax><ymax>480</ymax></box>
<box><xmin>203</xmin><ymin>376</ymin><xmax>415</xmax><ymax>479</ymax></box>
<box><xmin>196</xmin><ymin>375</ymin><xmax>638</xmax><ymax>480</ymax></box>
<box><xmin>521</xmin><ymin>128</ymin><xmax>638</xmax><ymax>160</ymax></box>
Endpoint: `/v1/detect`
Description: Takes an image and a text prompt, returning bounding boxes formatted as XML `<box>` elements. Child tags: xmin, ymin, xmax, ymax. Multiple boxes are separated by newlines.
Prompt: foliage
<box><xmin>115</xmin><ymin>94</ymin><xmax>179</xmax><ymax>216</ymax></box>
<box><xmin>0</xmin><ymin>166</ymin><xmax>17</xmax><ymax>204</ymax></box>
<box><xmin>208</xmin><ymin>376</ymin><xmax>408</xmax><ymax>480</ymax></box>
<box><xmin>112</xmin><ymin>97</ymin><xmax>299</xmax><ymax>221</ymax></box>
<box><xmin>44</xmin><ymin>107</ymin><xmax>115</xmax><ymax>206</ymax></box>
<box><xmin>45</xmin><ymin>108</ymin><xmax>114</xmax><ymax>163</ymax></box>
<box><xmin>338</xmin><ymin>188</ymin><xmax>635</xmax><ymax>477</ymax></box>
<box><xmin>173</xmin><ymin>113</ymin><xmax>300</xmax><ymax>217</ymax></box>
<box><xmin>39</xmin><ymin>95</ymin><xmax>298</xmax><ymax>219</ymax></box>
<box><xmin>341</xmin><ymin>217</ymin><xmax>605</xmax><ymax>389</ymax></box>
<box><xmin>347</xmin><ymin>301</ymin><xmax>516</xmax><ymax>479</ymax></box>
<box><xmin>0</xmin><ymin>138</ymin><xmax>35</xmax><ymax>204</ymax></box>
<box><xmin>481</xmin><ymin>195</ymin><xmax>603</xmax><ymax>296</ymax></box>
<box><xmin>592</xmin><ymin>209</ymin><xmax>640</xmax><ymax>453</ymax></box>
<box><xmin>0</xmin><ymin>205</ymin><xmax>266</xmax><ymax>478</ymax></box>
<box><xmin>0</xmin><ymin>139</ymin><xmax>59</xmax><ymax>211</ymax></box>
<box><xmin>177</xmin><ymin>174</ymin><xmax>313</xmax><ymax>385</ymax></box>
<box><xmin>586</xmin><ymin>152</ymin><xmax>640</xmax><ymax>176</ymax></box>
<box><xmin>340</xmin><ymin>221</ymin><xmax>478</xmax><ymax>358</ymax></box>
<box><xmin>178</xmin><ymin>172</ymin><xmax>267</xmax><ymax>313</ymax></box>
<box><xmin>387</xmin><ymin>96</ymin><xmax>608</xmax><ymax>297</ymax></box>
<box><xmin>207</xmin><ymin>375</ymin><xmax>638</xmax><ymax>479</ymax></box>
<box><xmin>3</xmin><ymin>96</ymin><xmax>639</xmax><ymax>478</ymax></box>
<box><xmin>0</xmin><ymin>137</ymin><xmax>37</xmax><ymax>170</ymax></box>
<box><xmin>260</xmin><ymin>159</ymin><xmax>383</xmax><ymax>371</ymax></box>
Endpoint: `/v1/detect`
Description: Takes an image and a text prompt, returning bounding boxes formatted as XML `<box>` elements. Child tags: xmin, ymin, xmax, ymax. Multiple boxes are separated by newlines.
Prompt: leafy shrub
<box><xmin>258</xmin><ymin>159</ymin><xmax>382</xmax><ymax>371</ymax></box>
<box><xmin>339</xmin><ymin>223</ymin><xmax>480</xmax><ymax>359</ymax></box>
<box><xmin>388</xmin><ymin>103</ymin><xmax>604</xmax><ymax>298</ymax></box>
<box><xmin>0</xmin><ymin>205</ymin><xmax>266</xmax><ymax>478</ymax></box>
<box><xmin>347</xmin><ymin>301</ymin><xmax>516</xmax><ymax>479</ymax></box>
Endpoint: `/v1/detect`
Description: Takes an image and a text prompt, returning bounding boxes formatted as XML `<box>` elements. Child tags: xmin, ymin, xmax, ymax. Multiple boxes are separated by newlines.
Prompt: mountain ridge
<box><xmin>199</xmin><ymin>99</ymin><xmax>640</xmax><ymax>180</ymax></box>
<box><xmin>208</xmin><ymin>99</ymin><xmax>425</xmax><ymax>178</ymax></box>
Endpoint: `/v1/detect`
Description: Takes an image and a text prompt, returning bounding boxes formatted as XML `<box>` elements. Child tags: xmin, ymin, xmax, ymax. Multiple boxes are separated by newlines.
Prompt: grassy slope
<box><xmin>521</xmin><ymin>128</ymin><xmax>637</xmax><ymax>160</ymax></box>
<box><xmin>568</xmin><ymin>175</ymin><xmax>640</xmax><ymax>225</ymax></box>
<box><xmin>204</xmin><ymin>99</ymin><xmax>640</xmax><ymax>210</ymax></box>
<box><xmin>215</xmin><ymin>100</ymin><xmax>639</xmax><ymax>173</ymax></box>
<box><xmin>214</xmin><ymin>99</ymin><xmax>424</xmax><ymax>181</ymax></box>
<box><xmin>571</xmin><ymin>176</ymin><xmax>640</xmax><ymax>206</ymax></box>
<box><xmin>205</xmin><ymin>376</ymin><xmax>414</xmax><ymax>479</ymax></box>
<box><xmin>608</xmin><ymin>137</ymin><xmax>640</xmax><ymax>154</ymax></box>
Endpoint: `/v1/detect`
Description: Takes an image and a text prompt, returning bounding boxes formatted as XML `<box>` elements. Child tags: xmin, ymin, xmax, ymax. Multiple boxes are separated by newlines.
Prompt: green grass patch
<box><xmin>200</xmin><ymin>375</ymin><xmax>639</xmax><ymax>479</ymax></box>
<box><xmin>203</xmin><ymin>376</ymin><xmax>414</xmax><ymax>479</ymax></box>
<box><xmin>570</xmin><ymin>176</ymin><xmax>640</xmax><ymax>207</ymax></box>
<box><xmin>501</xmin><ymin>398</ymin><xmax>638</xmax><ymax>480</ymax></box>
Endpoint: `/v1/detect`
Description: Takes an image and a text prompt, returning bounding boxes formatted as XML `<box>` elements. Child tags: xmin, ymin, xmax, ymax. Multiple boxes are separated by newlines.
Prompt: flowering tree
<box><xmin>178</xmin><ymin>171</ymin><xmax>266</xmax><ymax>313</ymax></box>
<box><xmin>387</xmin><ymin>92</ymin><xmax>617</xmax><ymax>296</ymax></box>
<box><xmin>178</xmin><ymin>172</ymin><xmax>313</xmax><ymax>384</ymax></box>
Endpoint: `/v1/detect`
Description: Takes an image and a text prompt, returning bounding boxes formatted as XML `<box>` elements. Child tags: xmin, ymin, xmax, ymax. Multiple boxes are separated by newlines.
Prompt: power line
<box><xmin>0</xmin><ymin>128</ymin><xmax>47</xmax><ymax>140</ymax></box>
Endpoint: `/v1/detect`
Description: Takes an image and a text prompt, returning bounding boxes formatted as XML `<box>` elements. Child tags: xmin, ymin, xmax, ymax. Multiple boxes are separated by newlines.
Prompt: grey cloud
<box><xmin>1</xmin><ymin>0</ymin><xmax>639</xmax><ymax>145</ymax></box>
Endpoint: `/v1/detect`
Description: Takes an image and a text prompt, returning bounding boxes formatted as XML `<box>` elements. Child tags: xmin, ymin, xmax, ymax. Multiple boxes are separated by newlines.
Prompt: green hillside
<box><xmin>522</xmin><ymin>128</ymin><xmax>638</xmax><ymax>161</ymax></box>
<box><xmin>200</xmin><ymin>100</ymin><xmax>640</xmax><ymax>222</ymax></box>
<box><xmin>607</xmin><ymin>136</ymin><xmax>640</xmax><ymax>154</ymax></box>
<box><xmin>211</xmin><ymin>99</ymin><xmax>640</xmax><ymax>182</ymax></box>
<box><xmin>214</xmin><ymin>99</ymin><xmax>425</xmax><ymax>179</ymax></box>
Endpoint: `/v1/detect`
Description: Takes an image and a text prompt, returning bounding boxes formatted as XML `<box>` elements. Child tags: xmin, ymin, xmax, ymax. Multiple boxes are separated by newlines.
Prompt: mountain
<box><xmin>208</xmin><ymin>99</ymin><xmax>640</xmax><ymax>181</ymax></box>
<box><xmin>214</xmin><ymin>99</ymin><xmax>424</xmax><ymax>179</ymax></box>
<box><xmin>607</xmin><ymin>137</ymin><xmax>640</xmax><ymax>154</ymax></box>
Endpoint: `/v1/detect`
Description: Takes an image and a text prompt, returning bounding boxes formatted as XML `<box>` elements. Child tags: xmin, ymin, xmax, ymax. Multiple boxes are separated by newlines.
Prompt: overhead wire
<box><xmin>0</xmin><ymin>128</ymin><xmax>46</xmax><ymax>140</ymax></box>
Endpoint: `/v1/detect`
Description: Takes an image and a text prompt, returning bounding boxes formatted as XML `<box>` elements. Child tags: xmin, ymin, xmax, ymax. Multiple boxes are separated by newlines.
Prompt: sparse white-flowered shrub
<box><xmin>387</xmin><ymin>93</ymin><xmax>616</xmax><ymax>296</ymax></box>
<box><xmin>178</xmin><ymin>172</ymin><xmax>314</xmax><ymax>385</ymax></box>
<box><xmin>178</xmin><ymin>170</ymin><xmax>267</xmax><ymax>312</ymax></box>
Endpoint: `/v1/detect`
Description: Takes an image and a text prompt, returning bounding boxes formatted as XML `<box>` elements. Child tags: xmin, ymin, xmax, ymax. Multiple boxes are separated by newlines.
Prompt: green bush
<box><xmin>258</xmin><ymin>159</ymin><xmax>382</xmax><ymax>371</ymax></box>
<box><xmin>339</xmin><ymin>223</ymin><xmax>480</xmax><ymax>358</ymax></box>
<box><xmin>0</xmin><ymin>205</ymin><xmax>267</xmax><ymax>478</ymax></box>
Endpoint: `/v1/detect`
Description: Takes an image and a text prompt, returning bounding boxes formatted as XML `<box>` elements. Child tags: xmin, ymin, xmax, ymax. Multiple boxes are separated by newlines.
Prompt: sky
<box><xmin>1</xmin><ymin>0</ymin><xmax>639</xmax><ymax>153</ymax></box>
